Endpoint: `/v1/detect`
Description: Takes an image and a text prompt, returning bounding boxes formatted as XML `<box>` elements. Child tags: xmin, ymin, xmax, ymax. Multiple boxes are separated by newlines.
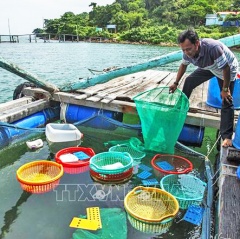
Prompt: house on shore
<box><xmin>205</xmin><ymin>11</ymin><xmax>240</xmax><ymax>26</ymax></box>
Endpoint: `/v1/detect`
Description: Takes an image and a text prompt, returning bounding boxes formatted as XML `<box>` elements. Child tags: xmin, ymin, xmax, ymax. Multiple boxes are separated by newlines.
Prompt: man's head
<box><xmin>178</xmin><ymin>29</ymin><xmax>200</xmax><ymax>58</ymax></box>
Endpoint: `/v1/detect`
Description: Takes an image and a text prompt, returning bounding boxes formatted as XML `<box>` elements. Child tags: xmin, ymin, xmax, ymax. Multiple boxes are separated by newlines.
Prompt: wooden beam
<box><xmin>0</xmin><ymin>96</ymin><xmax>33</xmax><ymax>112</ymax></box>
<box><xmin>56</xmin><ymin>92</ymin><xmax>223</xmax><ymax>128</ymax></box>
<box><xmin>23</xmin><ymin>88</ymin><xmax>223</xmax><ymax>128</ymax></box>
<box><xmin>0</xmin><ymin>99</ymin><xmax>49</xmax><ymax>123</ymax></box>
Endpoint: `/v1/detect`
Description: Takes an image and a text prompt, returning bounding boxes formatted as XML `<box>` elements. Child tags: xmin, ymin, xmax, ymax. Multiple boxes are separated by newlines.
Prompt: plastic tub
<box><xmin>45</xmin><ymin>123</ymin><xmax>82</xmax><ymax>143</ymax></box>
<box><xmin>45</xmin><ymin>123</ymin><xmax>83</xmax><ymax>153</ymax></box>
<box><xmin>206</xmin><ymin>77</ymin><xmax>240</xmax><ymax>109</ymax></box>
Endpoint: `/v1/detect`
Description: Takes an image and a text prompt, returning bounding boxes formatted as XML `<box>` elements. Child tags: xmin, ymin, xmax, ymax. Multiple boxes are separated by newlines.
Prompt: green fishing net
<box><xmin>133</xmin><ymin>87</ymin><xmax>189</xmax><ymax>154</ymax></box>
<box><xmin>72</xmin><ymin>208</ymin><xmax>127</xmax><ymax>239</ymax></box>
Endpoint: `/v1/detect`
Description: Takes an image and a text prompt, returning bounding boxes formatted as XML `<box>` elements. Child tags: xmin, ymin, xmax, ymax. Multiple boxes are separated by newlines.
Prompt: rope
<box><xmin>205</xmin><ymin>133</ymin><xmax>221</xmax><ymax>161</ymax></box>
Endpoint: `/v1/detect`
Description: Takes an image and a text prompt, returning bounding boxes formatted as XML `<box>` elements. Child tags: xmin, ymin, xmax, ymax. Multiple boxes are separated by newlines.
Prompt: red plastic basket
<box><xmin>90</xmin><ymin>167</ymin><xmax>133</xmax><ymax>183</ymax></box>
<box><xmin>151</xmin><ymin>154</ymin><xmax>193</xmax><ymax>176</ymax></box>
<box><xmin>55</xmin><ymin>147</ymin><xmax>95</xmax><ymax>174</ymax></box>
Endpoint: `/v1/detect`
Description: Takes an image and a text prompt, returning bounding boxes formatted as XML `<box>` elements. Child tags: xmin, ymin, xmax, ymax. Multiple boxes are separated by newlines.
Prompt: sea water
<box><xmin>0</xmin><ymin>39</ymin><xmax>237</xmax><ymax>239</ymax></box>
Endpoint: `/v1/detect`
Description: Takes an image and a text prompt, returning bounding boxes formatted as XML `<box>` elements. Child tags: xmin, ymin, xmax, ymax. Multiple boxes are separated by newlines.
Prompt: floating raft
<box><xmin>20</xmin><ymin>69</ymin><xmax>238</xmax><ymax>129</ymax></box>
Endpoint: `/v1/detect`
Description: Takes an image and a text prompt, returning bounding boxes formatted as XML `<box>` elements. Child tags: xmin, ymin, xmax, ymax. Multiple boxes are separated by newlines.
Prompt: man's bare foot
<box><xmin>222</xmin><ymin>138</ymin><xmax>232</xmax><ymax>147</ymax></box>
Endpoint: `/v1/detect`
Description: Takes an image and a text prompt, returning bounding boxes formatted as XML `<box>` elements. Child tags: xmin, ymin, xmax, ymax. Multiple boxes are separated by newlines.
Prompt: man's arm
<box><xmin>169</xmin><ymin>63</ymin><xmax>187</xmax><ymax>93</ymax></box>
<box><xmin>221</xmin><ymin>64</ymin><xmax>232</xmax><ymax>103</ymax></box>
<box><xmin>222</xmin><ymin>64</ymin><xmax>231</xmax><ymax>89</ymax></box>
<box><xmin>175</xmin><ymin>63</ymin><xmax>188</xmax><ymax>85</ymax></box>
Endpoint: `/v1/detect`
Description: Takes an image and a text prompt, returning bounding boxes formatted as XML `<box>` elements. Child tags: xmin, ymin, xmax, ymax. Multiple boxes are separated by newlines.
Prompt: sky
<box><xmin>0</xmin><ymin>0</ymin><xmax>115</xmax><ymax>35</ymax></box>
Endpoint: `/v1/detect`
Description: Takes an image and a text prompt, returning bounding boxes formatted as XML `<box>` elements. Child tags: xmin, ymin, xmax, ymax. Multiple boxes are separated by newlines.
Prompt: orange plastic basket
<box><xmin>55</xmin><ymin>147</ymin><xmax>95</xmax><ymax>174</ymax></box>
<box><xmin>16</xmin><ymin>160</ymin><xmax>64</xmax><ymax>194</ymax></box>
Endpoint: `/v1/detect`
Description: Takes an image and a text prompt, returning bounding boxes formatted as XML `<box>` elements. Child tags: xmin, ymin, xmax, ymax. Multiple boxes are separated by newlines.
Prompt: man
<box><xmin>169</xmin><ymin>29</ymin><xmax>239</xmax><ymax>147</ymax></box>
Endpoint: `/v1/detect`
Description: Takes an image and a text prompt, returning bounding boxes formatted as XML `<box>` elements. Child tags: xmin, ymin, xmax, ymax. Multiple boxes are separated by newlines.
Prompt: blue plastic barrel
<box><xmin>0</xmin><ymin>127</ymin><xmax>10</xmax><ymax>147</ymax></box>
<box><xmin>65</xmin><ymin>104</ymin><xmax>123</xmax><ymax>130</ymax></box>
<box><xmin>233</xmin><ymin>114</ymin><xmax>240</xmax><ymax>149</ymax></box>
<box><xmin>206</xmin><ymin>77</ymin><xmax>240</xmax><ymax>109</ymax></box>
<box><xmin>178</xmin><ymin>124</ymin><xmax>205</xmax><ymax>147</ymax></box>
<box><xmin>0</xmin><ymin>107</ymin><xmax>59</xmax><ymax>148</ymax></box>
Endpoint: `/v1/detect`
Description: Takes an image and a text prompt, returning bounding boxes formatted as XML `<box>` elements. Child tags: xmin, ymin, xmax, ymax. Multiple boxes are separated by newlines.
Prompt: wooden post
<box><xmin>29</xmin><ymin>34</ymin><xmax>31</xmax><ymax>43</ymax></box>
<box><xmin>0</xmin><ymin>57</ymin><xmax>59</xmax><ymax>93</ymax></box>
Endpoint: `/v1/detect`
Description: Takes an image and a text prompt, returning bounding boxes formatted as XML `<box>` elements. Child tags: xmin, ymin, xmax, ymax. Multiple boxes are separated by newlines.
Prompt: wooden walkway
<box><xmin>0</xmin><ymin>33</ymin><xmax>108</xmax><ymax>43</ymax></box>
<box><xmin>216</xmin><ymin>146</ymin><xmax>240</xmax><ymax>239</ymax></box>
<box><xmin>21</xmin><ymin>69</ymin><xmax>238</xmax><ymax>128</ymax></box>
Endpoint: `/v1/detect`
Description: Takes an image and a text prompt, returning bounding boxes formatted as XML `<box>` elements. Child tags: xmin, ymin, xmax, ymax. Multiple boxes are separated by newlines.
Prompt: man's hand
<box><xmin>221</xmin><ymin>89</ymin><xmax>232</xmax><ymax>104</ymax></box>
<box><xmin>169</xmin><ymin>83</ymin><xmax>178</xmax><ymax>93</ymax></box>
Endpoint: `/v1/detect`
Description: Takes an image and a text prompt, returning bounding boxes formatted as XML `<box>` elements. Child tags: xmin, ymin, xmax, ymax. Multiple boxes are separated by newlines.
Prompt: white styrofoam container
<box><xmin>45</xmin><ymin>123</ymin><xmax>82</xmax><ymax>143</ymax></box>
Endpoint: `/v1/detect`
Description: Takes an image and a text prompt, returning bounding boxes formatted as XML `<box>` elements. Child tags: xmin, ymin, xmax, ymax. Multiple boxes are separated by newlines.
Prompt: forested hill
<box><xmin>33</xmin><ymin>0</ymin><xmax>240</xmax><ymax>44</ymax></box>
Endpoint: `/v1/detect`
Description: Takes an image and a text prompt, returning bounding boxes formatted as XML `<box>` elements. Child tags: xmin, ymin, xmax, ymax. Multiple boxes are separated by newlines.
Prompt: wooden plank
<box><xmin>86</xmin><ymin>71</ymin><xmax>153</xmax><ymax>102</ymax></box>
<box><xmin>22</xmin><ymin>87</ymin><xmax>52</xmax><ymax>100</ymax></box>
<box><xmin>99</xmin><ymin>70</ymin><xmax>165</xmax><ymax>103</ymax></box>
<box><xmin>75</xmin><ymin>71</ymin><xmax>145</xmax><ymax>100</ymax></box>
<box><xmin>115</xmin><ymin>71</ymin><xmax>171</xmax><ymax>101</ymax></box>
<box><xmin>0</xmin><ymin>58</ymin><xmax>59</xmax><ymax>93</ymax></box>
<box><xmin>75</xmin><ymin>76</ymin><xmax>134</xmax><ymax>100</ymax></box>
<box><xmin>217</xmin><ymin>147</ymin><xmax>240</xmax><ymax>239</ymax></box>
<box><xmin>0</xmin><ymin>97</ymin><xmax>33</xmax><ymax>112</ymax></box>
<box><xmin>0</xmin><ymin>99</ymin><xmax>49</xmax><ymax>123</ymax></box>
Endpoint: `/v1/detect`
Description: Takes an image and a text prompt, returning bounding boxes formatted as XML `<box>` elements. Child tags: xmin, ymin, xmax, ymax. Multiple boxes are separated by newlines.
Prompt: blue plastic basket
<box><xmin>89</xmin><ymin>152</ymin><xmax>133</xmax><ymax>174</ymax></box>
<box><xmin>160</xmin><ymin>174</ymin><xmax>206</xmax><ymax>209</ymax></box>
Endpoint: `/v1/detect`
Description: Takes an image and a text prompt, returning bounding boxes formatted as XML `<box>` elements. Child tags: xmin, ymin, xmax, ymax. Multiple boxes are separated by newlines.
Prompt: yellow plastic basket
<box><xmin>16</xmin><ymin>160</ymin><xmax>64</xmax><ymax>194</ymax></box>
<box><xmin>124</xmin><ymin>186</ymin><xmax>179</xmax><ymax>233</ymax></box>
